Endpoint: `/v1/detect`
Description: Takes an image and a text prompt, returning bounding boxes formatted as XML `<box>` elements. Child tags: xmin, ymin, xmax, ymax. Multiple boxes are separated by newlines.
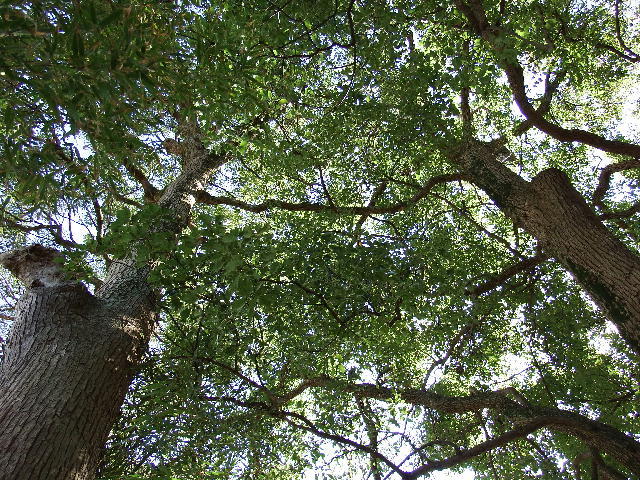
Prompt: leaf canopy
<box><xmin>1</xmin><ymin>0</ymin><xmax>640</xmax><ymax>479</ymax></box>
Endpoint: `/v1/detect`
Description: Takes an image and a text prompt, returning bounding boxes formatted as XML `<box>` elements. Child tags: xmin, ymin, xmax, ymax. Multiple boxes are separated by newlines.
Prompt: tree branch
<box><xmin>599</xmin><ymin>201</ymin><xmax>640</xmax><ymax>220</ymax></box>
<box><xmin>592</xmin><ymin>158</ymin><xmax>640</xmax><ymax>207</ymax></box>
<box><xmin>512</xmin><ymin>70</ymin><xmax>566</xmax><ymax>138</ymax></box>
<box><xmin>0</xmin><ymin>215</ymin><xmax>76</xmax><ymax>249</ymax></box>
<box><xmin>281</xmin><ymin>410</ymin><xmax>408</xmax><ymax>479</ymax></box>
<box><xmin>202</xmin><ymin>370</ymin><xmax>640</xmax><ymax>478</ymax></box>
<box><xmin>613</xmin><ymin>0</ymin><xmax>640</xmax><ymax>61</ymax></box>
<box><xmin>121</xmin><ymin>158</ymin><xmax>161</xmax><ymax>202</ymax></box>
<box><xmin>466</xmin><ymin>252</ymin><xmax>548</xmax><ymax>296</ymax></box>
<box><xmin>352</xmin><ymin>181</ymin><xmax>388</xmax><ymax>243</ymax></box>
<box><xmin>173</xmin><ymin>356</ymin><xmax>280</xmax><ymax>405</ymax></box>
<box><xmin>405</xmin><ymin>421</ymin><xmax>542</xmax><ymax>479</ymax></box>
<box><xmin>195</xmin><ymin>173</ymin><xmax>467</xmax><ymax>215</ymax></box>
<box><xmin>455</xmin><ymin>0</ymin><xmax>640</xmax><ymax>158</ymax></box>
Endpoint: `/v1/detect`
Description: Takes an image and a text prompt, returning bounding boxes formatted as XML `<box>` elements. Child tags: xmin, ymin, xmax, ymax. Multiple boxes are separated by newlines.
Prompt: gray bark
<box><xmin>451</xmin><ymin>140</ymin><xmax>640</xmax><ymax>355</ymax></box>
<box><xmin>0</xmin><ymin>123</ymin><xmax>224</xmax><ymax>479</ymax></box>
<box><xmin>0</xmin><ymin>268</ymin><xmax>153</xmax><ymax>479</ymax></box>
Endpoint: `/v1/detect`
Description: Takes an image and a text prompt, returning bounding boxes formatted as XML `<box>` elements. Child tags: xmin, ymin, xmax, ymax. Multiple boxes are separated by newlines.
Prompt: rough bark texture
<box><xmin>0</xmin><ymin>123</ymin><xmax>224</xmax><ymax>479</ymax></box>
<box><xmin>453</xmin><ymin>141</ymin><xmax>640</xmax><ymax>355</ymax></box>
<box><xmin>0</xmin><ymin>277</ymin><xmax>153</xmax><ymax>480</ymax></box>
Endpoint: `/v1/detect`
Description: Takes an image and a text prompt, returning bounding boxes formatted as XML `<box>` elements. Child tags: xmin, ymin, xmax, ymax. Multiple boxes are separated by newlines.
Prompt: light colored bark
<box><xmin>0</xmin><ymin>123</ymin><xmax>224</xmax><ymax>479</ymax></box>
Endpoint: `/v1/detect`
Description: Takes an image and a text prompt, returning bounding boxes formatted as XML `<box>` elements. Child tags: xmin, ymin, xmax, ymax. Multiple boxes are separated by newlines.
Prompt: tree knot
<box><xmin>0</xmin><ymin>245</ymin><xmax>71</xmax><ymax>287</ymax></box>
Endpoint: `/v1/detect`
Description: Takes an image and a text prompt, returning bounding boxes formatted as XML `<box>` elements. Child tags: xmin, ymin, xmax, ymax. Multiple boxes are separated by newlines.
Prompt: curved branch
<box><xmin>121</xmin><ymin>158</ymin><xmax>160</xmax><ymax>202</ymax></box>
<box><xmin>406</xmin><ymin>421</ymin><xmax>542</xmax><ymax>479</ymax></box>
<box><xmin>512</xmin><ymin>70</ymin><xmax>566</xmax><ymax>138</ymax></box>
<box><xmin>613</xmin><ymin>0</ymin><xmax>640</xmax><ymax>61</ymax></box>
<box><xmin>466</xmin><ymin>252</ymin><xmax>548</xmax><ymax>296</ymax></box>
<box><xmin>599</xmin><ymin>201</ymin><xmax>640</xmax><ymax>220</ymax></box>
<box><xmin>347</xmin><ymin>383</ymin><xmax>640</xmax><ymax>477</ymax></box>
<box><xmin>504</xmin><ymin>62</ymin><xmax>640</xmax><ymax>157</ymax></box>
<box><xmin>592</xmin><ymin>158</ymin><xmax>640</xmax><ymax>206</ymax></box>
<box><xmin>195</xmin><ymin>173</ymin><xmax>467</xmax><ymax>215</ymax></box>
<box><xmin>455</xmin><ymin>0</ymin><xmax>640</xmax><ymax>158</ymax></box>
<box><xmin>202</xmin><ymin>368</ymin><xmax>640</xmax><ymax>478</ymax></box>
<box><xmin>281</xmin><ymin>410</ymin><xmax>409</xmax><ymax>479</ymax></box>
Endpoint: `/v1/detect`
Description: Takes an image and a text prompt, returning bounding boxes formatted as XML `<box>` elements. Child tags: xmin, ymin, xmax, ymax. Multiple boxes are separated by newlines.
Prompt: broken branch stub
<box><xmin>0</xmin><ymin>245</ymin><xmax>72</xmax><ymax>287</ymax></box>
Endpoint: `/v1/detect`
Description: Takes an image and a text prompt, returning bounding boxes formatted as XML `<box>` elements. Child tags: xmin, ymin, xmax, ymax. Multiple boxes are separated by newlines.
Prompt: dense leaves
<box><xmin>2</xmin><ymin>0</ymin><xmax>640</xmax><ymax>479</ymax></box>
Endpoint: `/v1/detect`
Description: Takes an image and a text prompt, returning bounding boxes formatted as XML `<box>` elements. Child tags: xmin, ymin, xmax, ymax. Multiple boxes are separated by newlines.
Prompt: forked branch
<box><xmin>454</xmin><ymin>0</ymin><xmax>640</xmax><ymax>158</ymax></box>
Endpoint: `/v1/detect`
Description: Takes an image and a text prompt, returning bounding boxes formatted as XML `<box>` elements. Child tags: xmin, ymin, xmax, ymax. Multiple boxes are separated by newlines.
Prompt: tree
<box><xmin>1</xmin><ymin>0</ymin><xmax>639</xmax><ymax>479</ymax></box>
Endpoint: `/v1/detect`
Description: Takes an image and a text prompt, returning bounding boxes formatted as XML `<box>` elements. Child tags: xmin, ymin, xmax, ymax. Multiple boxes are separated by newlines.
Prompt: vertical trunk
<box><xmin>454</xmin><ymin>141</ymin><xmax>640</xmax><ymax>355</ymax></box>
<box><xmin>0</xmin><ymin>251</ymin><xmax>154</xmax><ymax>479</ymax></box>
<box><xmin>0</xmin><ymin>124</ymin><xmax>224</xmax><ymax>479</ymax></box>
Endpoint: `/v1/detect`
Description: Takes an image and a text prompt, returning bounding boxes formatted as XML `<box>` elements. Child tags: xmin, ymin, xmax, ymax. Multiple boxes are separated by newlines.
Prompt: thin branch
<box><xmin>613</xmin><ymin>0</ymin><xmax>640</xmax><ymax>60</ymax></box>
<box><xmin>466</xmin><ymin>253</ymin><xmax>549</xmax><ymax>296</ymax></box>
<box><xmin>121</xmin><ymin>158</ymin><xmax>161</xmax><ymax>202</ymax></box>
<box><xmin>592</xmin><ymin>158</ymin><xmax>640</xmax><ymax>206</ymax></box>
<box><xmin>318</xmin><ymin>167</ymin><xmax>337</xmax><ymax>209</ymax></box>
<box><xmin>0</xmin><ymin>215</ymin><xmax>76</xmax><ymax>249</ymax></box>
<box><xmin>429</xmin><ymin>191</ymin><xmax>525</xmax><ymax>258</ymax></box>
<box><xmin>476</xmin><ymin>411</ymin><xmax>500</xmax><ymax>480</ymax></box>
<box><xmin>460</xmin><ymin>40</ymin><xmax>474</xmax><ymax>134</ymax></box>
<box><xmin>261</xmin><ymin>278</ymin><xmax>344</xmax><ymax>325</ymax></box>
<box><xmin>357</xmin><ymin>397</ymin><xmax>383</xmax><ymax>480</ymax></box>
<box><xmin>281</xmin><ymin>410</ymin><xmax>409</xmax><ymax>479</ymax></box>
<box><xmin>195</xmin><ymin>174</ymin><xmax>467</xmax><ymax>216</ymax></box>
<box><xmin>353</xmin><ymin>181</ymin><xmax>388</xmax><ymax>243</ymax></box>
<box><xmin>406</xmin><ymin>421</ymin><xmax>542</xmax><ymax>479</ymax></box>
<box><xmin>172</xmin><ymin>356</ymin><xmax>280</xmax><ymax>405</ymax></box>
<box><xmin>108</xmin><ymin>187</ymin><xmax>144</xmax><ymax>208</ymax></box>
<box><xmin>423</xmin><ymin>318</ymin><xmax>478</xmax><ymax>385</ymax></box>
<box><xmin>599</xmin><ymin>201</ymin><xmax>640</xmax><ymax>220</ymax></box>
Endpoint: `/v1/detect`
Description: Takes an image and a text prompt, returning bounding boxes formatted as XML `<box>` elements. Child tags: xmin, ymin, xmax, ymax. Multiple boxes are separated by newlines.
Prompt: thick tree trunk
<box><xmin>0</xmin><ymin>247</ymin><xmax>154</xmax><ymax>480</ymax></box>
<box><xmin>454</xmin><ymin>141</ymin><xmax>640</xmax><ymax>355</ymax></box>
<box><xmin>0</xmin><ymin>122</ymin><xmax>224</xmax><ymax>479</ymax></box>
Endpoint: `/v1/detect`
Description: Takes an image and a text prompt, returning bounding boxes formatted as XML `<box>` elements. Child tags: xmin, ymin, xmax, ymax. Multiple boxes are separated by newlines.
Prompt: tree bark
<box><xmin>0</xmin><ymin>123</ymin><xmax>224</xmax><ymax>479</ymax></box>
<box><xmin>452</xmin><ymin>141</ymin><xmax>640</xmax><ymax>355</ymax></box>
<box><xmin>0</xmin><ymin>262</ymin><xmax>154</xmax><ymax>479</ymax></box>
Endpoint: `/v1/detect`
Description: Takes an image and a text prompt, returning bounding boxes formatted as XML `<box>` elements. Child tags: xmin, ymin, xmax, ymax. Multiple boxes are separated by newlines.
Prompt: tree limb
<box><xmin>406</xmin><ymin>421</ymin><xmax>543</xmax><ymax>479</ymax></box>
<box><xmin>592</xmin><ymin>158</ymin><xmax>640</xmax><ymax>207</ymax></box>
<box><xmin>455</xmin><ymin>0</ymin><xmax>640</xmax><ymax>158</ymax></box>
<box><xmin>281</xmin><ymin>409</ymin><xmax>408</xmax><ymax>479</ymax></box>
<box><xmin>599</xmin><ymin>201</ymin><xmax>640</xmax><ymax>220</ymax></box>
<box><xmin>352</xmin><ymin>181</ymin><xmax>388</xmax><ymax>243</ymax></box>
<box><xmin>512</xmin><ymin>69</ymin><xmax>566</xmax><ymax>138</ymax></box>
<box><xmin>121</xmin><ymin>158</ymin><xmax>161</xmax><ymax>202</ymax></box>
<box><xmin>466</xmin><ymin>253</ymin><xmax>548</xmax><ymax>296</ymax></box>
<box><xmin>195</xmin><ymin>173</ymin><xmax>467</xmax><ymax>215</ymax></box>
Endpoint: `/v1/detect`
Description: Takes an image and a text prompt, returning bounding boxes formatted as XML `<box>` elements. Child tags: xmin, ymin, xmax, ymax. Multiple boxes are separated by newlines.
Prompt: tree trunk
<box><xmin>0</xmin><ymin>247</ymin><xmax>154</xmax><ymax>480</ymax></box>
<box><xmin>454</xmin><ymin>141</ymin><xmax>640</xmax><ymax>355</ymax></box>
<box><xmin>0</xmin><ymin>123</ymin><xmax>224</xmax><ymax>479</ymax></box>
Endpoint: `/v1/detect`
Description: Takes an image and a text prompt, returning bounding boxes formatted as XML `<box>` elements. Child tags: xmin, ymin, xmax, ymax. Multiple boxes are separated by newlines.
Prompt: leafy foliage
<box><xmin>2</xmin><ymin>0</ymin><xmax>640</xmax><ymax>479</ymax></box>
